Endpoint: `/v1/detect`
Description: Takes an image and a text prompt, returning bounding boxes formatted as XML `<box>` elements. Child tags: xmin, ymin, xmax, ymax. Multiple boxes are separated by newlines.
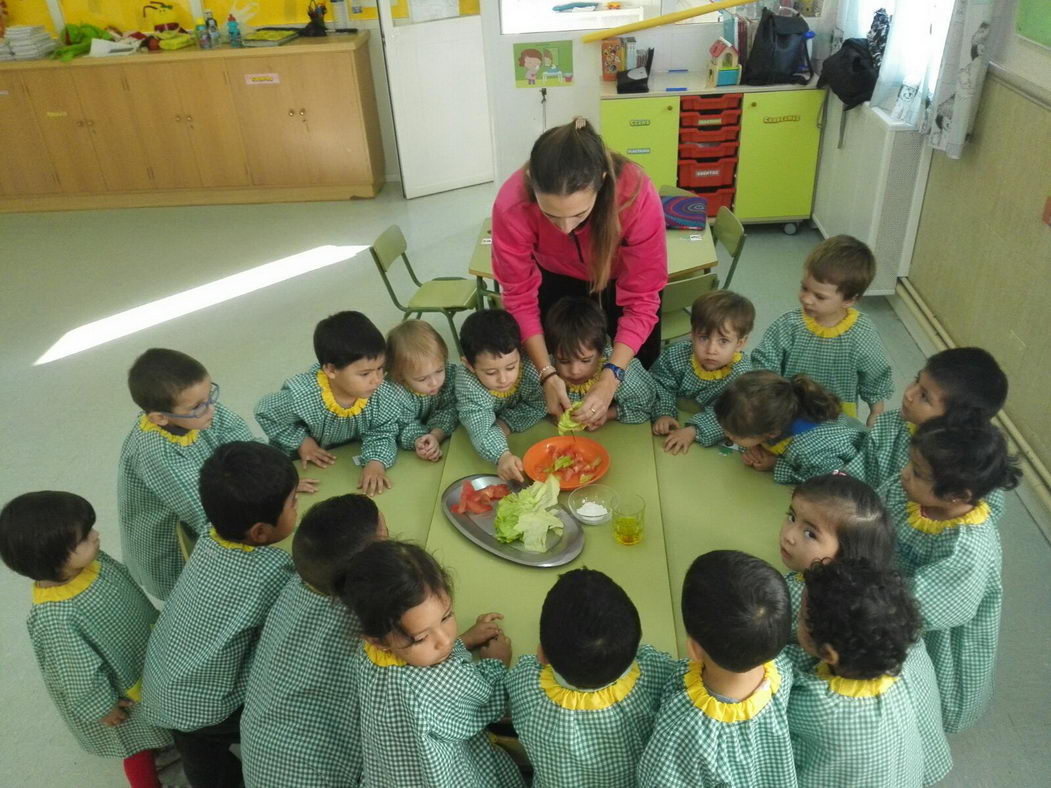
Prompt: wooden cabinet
<box><xmin>0</xmin><ymin>73</ymin><xmax>60</xmax><ymax>195</ymax></box>
<box><xmin>600</xmin><ymin>96</ymin><xmax>681</xmax><ymax>189</ymax></box>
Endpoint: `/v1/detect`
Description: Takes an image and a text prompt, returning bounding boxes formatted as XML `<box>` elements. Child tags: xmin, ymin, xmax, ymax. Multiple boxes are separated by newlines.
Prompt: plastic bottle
<box><xmin>227</xmin><ymin>14</ymin><xmax>243</xmax><ymax>48</ymax></box>
<box><xmin>195</xmin><ymin>18</ymin><xmax>211</xmax><ymax>49</ymax></box>
<box><xmin>204</xmin><ymin>10</ymin><xmax>221</xmax><ymax>48</ymax></box>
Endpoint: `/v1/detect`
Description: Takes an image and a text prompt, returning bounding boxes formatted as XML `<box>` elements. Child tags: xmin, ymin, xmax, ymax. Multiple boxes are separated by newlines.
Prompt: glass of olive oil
<box><xmin>612</xmin><ymin>493</ymin><xmax>645</xmax><ymax>546</ymax></box>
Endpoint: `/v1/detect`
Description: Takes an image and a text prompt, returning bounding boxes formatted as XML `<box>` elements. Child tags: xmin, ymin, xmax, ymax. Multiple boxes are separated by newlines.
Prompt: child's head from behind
<box><xmin>341</xmin><ymin>541</ymin><xmax>455</xmax><ymax>667</ymax></box>
<box><xmin>544</xmin><ymin>297</ymin><xmax>607</xmax><ymax>386</ymax></box>
<box><xmin>690</xmin><ymin>290</ymin><xmax>754</xmax><ymax>371</ymax></box>
<box><xmin>460</xmin><ymin>309</ymin><xmax>522</xmax><ymax>393</ymax></box>
<box><xmin>128</xmin><ymin>348</ymin><xmax>216</xmax><ymax>431</ymax></box>
<box><xmin>199</xmin><ymin>442</ymin><xmax>299</xmax><ymax>545</ymax></box>
<box><xmin>538</xmin><ymin>568</ymin><xmax>641</xmax><ymax>689</ymax></box>
<box><xmin>800</xmin><ymin>235</ymin><xmax>875</xmax><ymax>320</ymax></box>
<box><xmin>682</xmin><ymin>550</ymin><xmax>790</xmax><ymax>672</ymax></box>
<box><xmin>314</xmin><ymin>311</ymin><xmax>387</xmax><ymax>400</ymax></box>
<box><xmin>800</xmin><ymin>558</ymin><xmax>920</xmax><ymax>679</ymax></box>
<box><xmin>902</xmin><ymin>418</ymin><xmax>1021</xmax><ymax>509</ymax></box>
<box><xmin>0</xmin><ymin>491</ymin><xmax>99</xmax><ymax>583</ymax></box>
<box><xmin>715</xmin><ymin>371</ymin><xmax>840</xmax><ymax>447</ymax></box>
<box><xmin>780</xmin><ymin>473</ymin><xmax>894</xmax><ymax>573</ymax></box>
<box><xmin>293</xmin><ymin>494</ymin><xmax>387</xmax><ymax>596</ymax></box>
<box><xmin>386</xmin><ymin>320</ymin><xmax>449</xmax><ymax>397</ymax></box>
<box><xmin>902</xmin><ymin>347</ymin><xmax>1007</xmax><ymax>426</ymax></box>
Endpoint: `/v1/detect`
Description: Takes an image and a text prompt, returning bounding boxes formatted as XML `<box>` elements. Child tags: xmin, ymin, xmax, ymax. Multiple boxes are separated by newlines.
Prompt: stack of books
<box><xmin>5</xmin><ymin>26</ymin><xmax>57</xmax><ymax>60</ymax></box>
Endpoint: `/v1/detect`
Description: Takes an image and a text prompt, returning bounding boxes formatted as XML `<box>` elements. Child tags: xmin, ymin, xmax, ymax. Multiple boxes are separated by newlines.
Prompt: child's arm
<box><xmin>648</xmin><ymin>347</ymin><xmax>683</xmax><ymax>427</ymax></box>
<box><xmin>910</xmin><ymin>530</ymin><xmax>997</xmax><ymax>632</ymax></box>
<box><xmin>685</xmin><ymin>409</ymin><xmax>725</xmax><ymax>447</ymax></box>
<box><xmin>359</xmin><ymin>387</ymin><xmax>401</xmax><ymax>495</ymax></box>
<box><xmin>422</xmin><ymin>645</ymin><xmax>512</xmax><ymax>743</ymax></box>
<box><xmin>856</xmin><ymin>324</ymin><xmax>894</xmax><ymax>426</ymax></box>
<box><xmin>425</xmin><ymin>365</ymin><xmax>460</xmax><ymax>440</ymax></box>
<box><xmin>138</xmin><ymin>449</ymin><xmax>210</xmax><ymax>536</ymax></box>
<box><xmin>456</xmin><ymin>370</ymin><xmax>513</xmax><ymax>464</ymax></box>
<box><xmin>254</xmin><ymin>388</ymin><xmax>311</xmax><ymax>457</ymax></box>
<box><xmin>748</xmin><ymin>316</ymin><xmax>790</xmax><ymax>375</ymax></box>
<box><xmin>613</xmin><ymin>360</ymin><xmax>658</xmax><ymax>424</ymax></box>
<box><xmin>395</xmin><ymin>387</ymin><xmax>430</xmax><ymax>452</ymax></box>
<box><xmin>501</xmin><ymin>365</ymin><xmax>547</xmax><ymax>433</ymax></box>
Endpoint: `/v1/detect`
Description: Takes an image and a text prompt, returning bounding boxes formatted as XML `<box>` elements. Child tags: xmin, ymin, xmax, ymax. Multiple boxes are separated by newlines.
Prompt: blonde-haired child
<box><xmin>751</xmin><ymin>235</ymin><xmax>892</xmax><ymax>426</ymax></box>
<box><xmin>714</xmin><ymin>370</ymin><xmax>864</xmax><ymax>484</ymax></box>
<box><xmin>386</xmin><ymin>320</ymin><xmax>459</xmax><ymax>462</ymax></box>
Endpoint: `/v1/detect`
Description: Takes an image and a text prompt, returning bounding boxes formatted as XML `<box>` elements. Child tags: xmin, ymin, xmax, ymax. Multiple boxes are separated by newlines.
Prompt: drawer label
<box><xmin>763</xmin><ymin>114</ymin><xmax>801</xmax><ymax>124</ymax></box>
<box><xmin>629</xmin><ymin>119</ymin><xmax>651</xmax><ymax>126</ymax></box>
<box><xmin>46</xmin><ymin>111</ymin><xmax>68</xmax><ymax>118</ymax></box>
<box><xmin>626</xmin><ymin>148</ymin><xmax>651</xmax><ymax>155</ymax></box>
<box><xmin>245</xmin><ymin>73</ymin><xmax>281</xmax><ymax>85</ymax></box>
<box><xmin>695</xmin><ymin>118</ymin><xmax>720</xmax><ymax>126</ymax></box>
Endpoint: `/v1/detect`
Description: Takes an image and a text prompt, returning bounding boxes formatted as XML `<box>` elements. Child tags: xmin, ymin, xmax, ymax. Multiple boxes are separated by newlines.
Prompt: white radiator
<box><xmin>812</xmin><ymin>95</ymin><xmax>926</xmax><ymax>295</ymax></box>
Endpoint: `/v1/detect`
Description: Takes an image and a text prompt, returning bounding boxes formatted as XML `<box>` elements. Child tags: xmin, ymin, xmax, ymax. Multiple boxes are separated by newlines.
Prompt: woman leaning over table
<box><xmin>491</xmin><ymin>117</ymin><xmax>668</xmax><ymax>428</ymax></box>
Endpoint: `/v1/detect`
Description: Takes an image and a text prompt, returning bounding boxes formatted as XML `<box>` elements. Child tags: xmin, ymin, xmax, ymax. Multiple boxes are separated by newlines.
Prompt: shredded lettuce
<box><xmin>492</xmin><ymin>475</ymin><xmax>563</xmax><ymax>551</ymax></box>
<box><xmin>557</xmin><ymin>404</ymin><xmax>585</xmax><ymax>435</ymax></box>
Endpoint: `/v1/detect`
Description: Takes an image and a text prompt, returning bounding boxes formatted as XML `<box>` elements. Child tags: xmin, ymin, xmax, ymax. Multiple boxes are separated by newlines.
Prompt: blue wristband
<box><xmin>602</xmin><ymin>362</ymin><xmax>626</xmax><ymax>383</ymax></box>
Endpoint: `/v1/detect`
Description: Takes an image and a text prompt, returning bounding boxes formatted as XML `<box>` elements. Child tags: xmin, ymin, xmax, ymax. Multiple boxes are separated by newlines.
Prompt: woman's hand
<box><xmin>576</xmin><ymin>373</ymin><xmax>618</xmax><ymax>426</ymax></box>
<box><xmin>541</xmin><ymin>373</ymin><xmax>572</xmax><ymax>417</ymax></box>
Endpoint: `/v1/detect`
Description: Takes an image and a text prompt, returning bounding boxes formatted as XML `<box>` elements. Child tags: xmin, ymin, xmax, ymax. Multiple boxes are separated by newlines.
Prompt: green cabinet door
<box><xmin>600</xmin><ymin>96</ymin><xmax>680</xmax><ymax>189</ymax></box>
<box><xmin>735</xmin><ymin>89</ymin><xmax>826</xmax><ymax>222</ymax></box>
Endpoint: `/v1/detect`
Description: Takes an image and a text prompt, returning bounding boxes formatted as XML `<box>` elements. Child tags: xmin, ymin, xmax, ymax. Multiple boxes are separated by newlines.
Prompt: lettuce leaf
<box><xmin>557</xmin><ymin>404</ymin><xmax>585</xmax><ymax>435</ymax></box>
<box><xmin>492</xmin><ymin>475</ymin><xmax>563</xmax><ymax>551</ymax></box>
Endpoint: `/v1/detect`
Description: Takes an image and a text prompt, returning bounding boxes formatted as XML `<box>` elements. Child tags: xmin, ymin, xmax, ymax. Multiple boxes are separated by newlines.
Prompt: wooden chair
<box><xmin>710</xmin><ymin>206</ymin><xmax>747</xmax><ymax>289</ymax></box>
<box><xmin>660</xmin><ymin>272</ymin><xmax>718</xmax><ymax>344</ymax></box>
<box><xmin>370</xmin><ymin>225</ymin><xmax>478</xmax><ymax>354</ymax></box>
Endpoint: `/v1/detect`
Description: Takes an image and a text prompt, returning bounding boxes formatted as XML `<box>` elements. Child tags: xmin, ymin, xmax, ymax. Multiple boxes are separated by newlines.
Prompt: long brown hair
<box><xmin>714</xmin><ymin>370</ymin><xmax>841</xmax><ymax>438</ymax></box>
<box><xmin>524</xmin><ymin>117</ymin><xmax>640</xmax><ymax>292</ymax></box>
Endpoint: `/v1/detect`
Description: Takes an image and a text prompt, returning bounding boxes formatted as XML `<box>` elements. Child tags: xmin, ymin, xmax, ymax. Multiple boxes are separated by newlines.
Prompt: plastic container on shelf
<box><xmin>683</xmin><ymin>186</ymin><xmax>736</xmax><ymax>217</ymax></box>
<box><xmin>678</xmin><ymin>140</ymin><xmax>739</xmax><ymax>160</ymax></box>
<box><xmin>681</xmin><ymin>93</ymin><xmax>742</xmax><ymax>112</ymax></box>
<box><xmin>679</xmin><ymin>125</ymin><xmax>741</xmax><ymax>144</ymax></box>
<box><xmin>678</xmin><ymin>156</ymin><xmax>738</xmax><ymax>189</ymax></box>
<box><xmin>680</xmin><ymin>108</ymin><xmax>743</xmax><ymax>128</ymax></box>
<box><xmin>227</xmin><ymin>14</ymin><xmax>243</xmax><ymax>47</ymax></box>
<box><xmin>194</xmin><ymin>19</ymin><xmax>211</xmax><ymax>49</ymax></box>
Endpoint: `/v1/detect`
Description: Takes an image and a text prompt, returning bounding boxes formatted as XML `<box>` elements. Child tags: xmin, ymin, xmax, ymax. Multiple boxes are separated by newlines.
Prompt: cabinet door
<box><xmin>69</xmin><ymin>66</ymin><xmax>153</xmax><ymax>191</ymax></box>
<box><xmin>174</xmin><ymin>60</ymin><xmax>250</xmax><ymax>188</ymax></box>
<box><xmin>600</xmin><ymin>97</ymin><xmax>680</xmax><ymax>189</ymax></box>
<box><xmin>123</xmin><ymin>64</ymin><xmax>201</xmax><ymax>189</ymax></box>
<box><xmin>735</xmin><ymin>90</ymin><xmax>826</xmax><ymax>221</ymax></box>
<box><xmin>0</xmin><ymin>73</ymin><xmax>60</xmax><ymax>195</ymax></box>
<box><xmin>20</xmin><ymin>69</ymin><xmax>106</xmax><ymax>193</ymax></box>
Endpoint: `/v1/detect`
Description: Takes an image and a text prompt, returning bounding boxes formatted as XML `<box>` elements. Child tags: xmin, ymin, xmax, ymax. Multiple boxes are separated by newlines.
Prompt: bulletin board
<box><xmin>1017</xmin><ymin>0</ymin><xmax>1051</xmax><ymax>50</ymax></box>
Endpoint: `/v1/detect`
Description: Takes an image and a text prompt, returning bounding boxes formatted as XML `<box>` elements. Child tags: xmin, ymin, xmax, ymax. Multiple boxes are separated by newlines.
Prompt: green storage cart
<box><xmin>600</xmin><ymin>96</ymin><xmax>681</xmax><ymax>189</ymax></box>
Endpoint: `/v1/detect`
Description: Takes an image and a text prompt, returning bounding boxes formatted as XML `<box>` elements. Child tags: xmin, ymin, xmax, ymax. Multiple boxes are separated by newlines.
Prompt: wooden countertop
<box><xmin>602</xmin><ymin>71</ymin><xmax>821</xmax><ymax>99</ymax></box>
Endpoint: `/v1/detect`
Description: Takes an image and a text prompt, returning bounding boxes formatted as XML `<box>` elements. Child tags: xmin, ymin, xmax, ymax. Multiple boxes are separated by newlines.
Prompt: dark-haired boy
<box><xmin>789</xmin><ymin>559</ymin><xmax>951</xmax><ymax>787</ymax></box>
<box><xmin>142</xmin><ymin>441</ymin><xmax>298</xmax><ymax>788</ymax></box>
<box><xmin>456</xmin><ymin>309</ymin><xmax>546</xmax><ymax>482</ymax></box>
<box><xmin>508</xmin><ymin>569</ymin><xmax>675</xmax><ymax>788</ymax></box>
<box><xmin>255</xmin><ymin>311</ymin><xmax>401</xmax><ymax>496</ymax></box>
<box><xmin>751</xmin><ymin>235</ymin><xmax>892</xmax><ymax>427</ymax></box>
<box><xmin>650</xmin><ymin>290</ymin><xmax>754</xmax><ymax>453</ymax></box>
<box><xmin>241</xmin><ymin>494</ymin><xmax>388</xmax><ymax>788</ymax></box>
<box><xmin>118</xmin><ymin>348</ymin><xmax>256</xmax><ymax>599</ymax></box>
<box><xmin>638</xmin><ymin>551</ymin><xmax>796</xmax><ymax>788</ymax></box>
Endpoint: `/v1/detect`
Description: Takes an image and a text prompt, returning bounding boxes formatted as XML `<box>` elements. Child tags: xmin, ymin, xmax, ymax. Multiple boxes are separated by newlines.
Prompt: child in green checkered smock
<box><xmin>715</xmin><ymin>370</ymin><xmax>864</xmax><ymax>485</ymax></box>
<box><xmin>143</xmin><ymin>442</ymin><xmax>299</xmax><ymax>787</ymax></box>
<box><xmin>507</xmin><ymin>569</ymin><xmax>677</xmax><ymax>788</ymax></box>
<box><xmin>457</xmin><ymin>310</ymin><xmax>546</xmax><ymax>482</ymax></box>
<box><xmin>0</xmin><ymin>492</ymin><xmax>172</xmax><ymax>787</ymax></box>
<box><xmin>638</xmin><ymin>551</ymin><xmax>796</xmax><ymax>788</ymax></box>
<box><xmin>651</xmin><ymin>290</ymin><xmax>755</xmax><ymax>452</ymax></box>
<box><xmin>242</xmin><ymin>495</ymin><xmax>387</xmax><ymax>788</ymax></box>
<box><xmin>789</xmin><ymin>558</ymin><xmax>952</xmax><ymax>787</ymax></box>
<box><xmin>386</xmin><ymin>321</ymin><xmax>459</xmax><ymax>461</ymax></box>
<box><xmin>118</xmin><ymin>348</ymin><xmax>255</xmax><ymax>599</ymax></box>
<box><xmin>887</xmin><ymin>419</ymin><xmax>1021</xmax><ymax>733</ymax></box>
<box><xmin>340</xmin><ymin>541</ymin><xmax>524</xmax><ymax>787</ymax></box>
<box><xmin>255</xmin><ymin>311</ymin><xmax>400</xmax><ymax>497</ymax></box>
<box><xmin>751</xmin><ymin>235</ymin><xmax>891</xmax><ymax>424</ymax></box>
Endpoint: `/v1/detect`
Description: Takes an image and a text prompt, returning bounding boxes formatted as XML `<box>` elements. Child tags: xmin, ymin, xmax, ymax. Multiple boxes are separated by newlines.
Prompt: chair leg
<box><xmin>444</xmin><ymin>312</ymin><xmax>464</xmax><ymax>356</ymax></box>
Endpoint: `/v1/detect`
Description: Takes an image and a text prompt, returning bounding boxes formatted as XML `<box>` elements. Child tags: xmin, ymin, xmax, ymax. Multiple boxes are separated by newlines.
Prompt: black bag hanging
<box><xmin>741</xmin><ymin>8</ymin><xmax>812</xmax><ymax>86</ymax></box>
<box><xmin>817</xmin><ymin>38</ymin><xmax>878</xmax><ymax>110</ymax></box>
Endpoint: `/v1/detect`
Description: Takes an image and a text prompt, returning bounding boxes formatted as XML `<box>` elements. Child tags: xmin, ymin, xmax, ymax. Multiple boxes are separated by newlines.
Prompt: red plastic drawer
<box><xmin>678</xmin><ymin>140</ymin><xmax>739</xmax><ymax>160</ymax></box>
<box><xmin>680</xmin><ymin>109</ymin><xmax>742</xmax><ymax>128</ymax></box>
<box><xmin>681</xmin><ymin>94</ymin><xmax>742</xmax><ymax>112</ymax></box>
<box><xmin>685</xmin><ymin>186</ymin><xmax>736</xmax><ymax>216</ymax></box>
<box><xmin>678</xmin><ymin>156</ymin><xmax>738</xmax><ymax>189</ymax></box>
<box><xmin>679</xmin><ymin>125</ymin><xmax>740</xmax><ymax>144</ymax></box>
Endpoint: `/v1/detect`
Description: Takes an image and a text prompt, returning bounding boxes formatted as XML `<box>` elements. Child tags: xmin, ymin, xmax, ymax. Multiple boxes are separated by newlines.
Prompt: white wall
<box><xmin>359</xmin><ymin>21</ymin><xmax>402</xmax><ymax>183</ymax></box>
<box><xmin>990</xmin><ymin>0</ymin><xmax>1051</xmax><ymax>92</ymax></box>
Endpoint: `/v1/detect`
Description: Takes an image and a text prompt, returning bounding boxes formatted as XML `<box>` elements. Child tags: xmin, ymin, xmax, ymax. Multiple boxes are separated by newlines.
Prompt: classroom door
<box><xmin>376</xmin><ymin>1</ymin><xmax>494</xmax><ymax>198</ymax></box>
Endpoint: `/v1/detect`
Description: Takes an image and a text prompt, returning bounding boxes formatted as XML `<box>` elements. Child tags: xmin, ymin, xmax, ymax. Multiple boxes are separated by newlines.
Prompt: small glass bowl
<box><xmin>567</xmin><ymin>485</ymin><xmax>617</xmax><ymax>525</ymax></box>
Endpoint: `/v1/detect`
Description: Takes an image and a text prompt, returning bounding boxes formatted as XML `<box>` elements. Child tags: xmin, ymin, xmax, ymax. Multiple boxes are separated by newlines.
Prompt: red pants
<box><xmin>123</xmin><ymin>749</ymin><xmax>159</xmax><ymax>788</ymax></box>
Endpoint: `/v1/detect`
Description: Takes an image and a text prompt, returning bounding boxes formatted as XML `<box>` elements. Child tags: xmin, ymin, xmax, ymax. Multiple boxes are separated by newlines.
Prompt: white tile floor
<box><xmin>2</xmin><ymin>184</ymin><xmax>1049</xmax><ymax>786</ymax></box>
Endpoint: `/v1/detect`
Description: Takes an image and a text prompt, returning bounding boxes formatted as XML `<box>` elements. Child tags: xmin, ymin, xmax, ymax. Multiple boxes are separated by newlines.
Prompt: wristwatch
<box><xmin>602</xmin><ymin>362</ymin><xmax>626</xmax><ymax>383</ymax></box>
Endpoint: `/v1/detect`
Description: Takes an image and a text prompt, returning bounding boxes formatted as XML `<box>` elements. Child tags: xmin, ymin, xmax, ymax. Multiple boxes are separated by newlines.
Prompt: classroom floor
<box><xmin>2</xmin><ymin>183</ymin><xmax>1049</xmax><ymax>786</ymax></box>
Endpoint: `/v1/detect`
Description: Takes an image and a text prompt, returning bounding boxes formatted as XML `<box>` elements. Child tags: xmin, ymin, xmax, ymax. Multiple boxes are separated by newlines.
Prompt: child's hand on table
<box><xmin>461</xmin><ymin>612</ymin><xmax>504</xmax><ymax>649</ymax></box>
<box><xmin>479</xmin><ymin>631</ymin><xmax>512</xmax><ymax>667</ymax></box>
<box><xmin>296</xmin><ymin>478</ymin><xmax>320</xmax><ymax>494</ymax></box>
<box><xmin>298</xmin><ymin>437</ymin><xmax>336</xmax><ymax>469</ymax></box>
<box><xmin>415</xmin><ymin>433</ymin><xmax>443</xmax><ymax>462</ymax></box>
<box><xmin>742</xmin><ymin>445</ymin><xmax>776</xmax><ymax>472</ymax></box>
<box><xmin>358</xmin><ymin>460</ymin><xmax>392</xmax><ymax>496</ymax></box>
<box><xmin>497</xmin><ymin>452</ymin><xmax>525</xmax><ymax>483</ymax></box>
<box><xmin>99</xmin><ymin>699</ymin><xmax>132</xmax><ymax>727</ymax></box>
<box><xmin>652</xmin><ymin>415</ymin><xmax>680</xmax><ymax>436</ymax></box>
<box><xmin>663</xmin><ymin>425</ymin><xmax>697</xmax><ymax>455</ymax></box>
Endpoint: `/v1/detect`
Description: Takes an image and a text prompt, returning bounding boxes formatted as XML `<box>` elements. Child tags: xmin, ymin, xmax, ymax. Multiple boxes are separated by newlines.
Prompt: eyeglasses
<box><xmin>160</xmin><ymin>382</ymin><xmax>220</xmax><ymax>420</ymax></box>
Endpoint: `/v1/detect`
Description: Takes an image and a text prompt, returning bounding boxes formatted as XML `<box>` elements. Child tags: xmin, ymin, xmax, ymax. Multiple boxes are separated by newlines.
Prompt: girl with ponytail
<box><xmin>491</xmin><ymin>117</ymin><xmax>668</xmax><ymax>426</ymax></box>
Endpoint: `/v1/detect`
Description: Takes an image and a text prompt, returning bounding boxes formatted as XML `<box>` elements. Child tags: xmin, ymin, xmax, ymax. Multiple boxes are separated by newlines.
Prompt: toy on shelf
<box><xmin>707</xmin><ymin>37</ymin><xmax>740</xmax><ymax>87</ymax></box>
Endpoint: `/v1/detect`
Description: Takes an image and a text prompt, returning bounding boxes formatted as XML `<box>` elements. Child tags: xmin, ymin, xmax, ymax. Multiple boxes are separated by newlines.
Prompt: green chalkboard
<box><xmin>1017</xmin><ymin>0</ymin><xmax>1051</xmax><ymax>49</ymax></box>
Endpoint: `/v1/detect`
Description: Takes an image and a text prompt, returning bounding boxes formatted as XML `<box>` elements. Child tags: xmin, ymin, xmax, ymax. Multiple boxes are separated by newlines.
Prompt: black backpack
<box><xmin>818</xmin><ymin>38</ymin><xmax>878</xmax><ymax>110</ymax></box>
<box><xmin>742</xmin><ymin>8</ymin><xmax>812</xmax><ymax>86</ymax></box>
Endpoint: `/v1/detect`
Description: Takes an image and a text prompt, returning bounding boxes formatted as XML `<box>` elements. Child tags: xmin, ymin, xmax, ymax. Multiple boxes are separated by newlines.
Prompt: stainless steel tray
<box><xmin>440</xmin><ymin>474</ymin><xmax>584</xmax><ymax>568</ymax></box>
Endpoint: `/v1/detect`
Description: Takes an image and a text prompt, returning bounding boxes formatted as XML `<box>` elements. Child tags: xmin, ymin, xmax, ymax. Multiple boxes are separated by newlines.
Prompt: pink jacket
<box><xmin>491</xmin><ymin>164</ymin><xmax>668</xmax><ymax>353</ymax></box>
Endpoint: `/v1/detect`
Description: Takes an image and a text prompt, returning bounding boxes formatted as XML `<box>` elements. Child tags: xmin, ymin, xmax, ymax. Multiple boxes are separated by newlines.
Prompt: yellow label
<box><xmin>46</xmin><ymin>111</ymin><xmax>69</xmax><ymax>118</ymax></box>
<box><xmin>763</xmin><ymin>115</ymin><xmax>801</xmax><ymax>124</ymax></box>
<box><xmin>245</xmin><ymin>73</ymin><xmax>280</xmax><ymax>85</ymax></box>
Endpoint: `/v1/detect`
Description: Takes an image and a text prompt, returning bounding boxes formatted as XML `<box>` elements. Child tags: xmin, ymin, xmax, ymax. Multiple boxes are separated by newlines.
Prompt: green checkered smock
<box><xmin>255</xmin><ymin>366</ymin><xmax>400</xmax><ymax>468</ymax></box>
<box><xmin>353</xmin><ymin>640</ymin><xmax>525</xmax><ymax>787</ymax></box>
<box><xmin>27</xmin><ymin>551</ymin><xmax>173</xmax><ymax>758</ymax></box>
<box><xmin>391</xmin><ymin>362</ymin><xmax>460</xmax><ymax>450</ymax></box>
<box><xmin>241</xmin><ymin>579</ymin><xmax>364</xmax><ymax>788</ymax></box>
<box><xmin>507</xmin><ymin>645</ymin><xmax>677</xmax><ymax>788</ymax></box>
<box><xmin>751</xmin><ymin>308</ymin><xmax>893</xmax><ymax>416</ymax></box>
<box><xmin>785</xmin><ymin>571</ymin><xmax>804</xmax><ymax>637</ymax></box>
<box><xmin>767</xmin><ymin>416</ymin><xmax>865</xmax><ymax>485</ymax></box>
<box><xmin>787</xmin><ymin>644</ymin><xmax>951</xmax><ymax>787</ymax></box>
<box><xmin>637</xmin><ymin>653</ymin><xmax>796</xmax><ymax>788</ymax></box>
<box><xmin>844</xmin><ymin>409</ymin><xmax>914</xmax><ymax>489</ymax></box>
<box><xmin>650</xmin><ymin>342</ymin><xmax>752</xmax><ymax>446</ymax></box>
<box><xmin>117</xmin><ymin>403</ymin><xmax>255</xmax><ymax>599</ymax></box>
<box><xmin>455</xmin><ymin>362</ymin><xmax>546</xmax><ymax>464</ymax></box>
<box><xmin>564</xmin><ymin>347</ymin><xmax>657</xmax><ymax>425</ymax></box>
<box><xmin>142</xmin><ymin>530</ymin><xmax>294</xmax><ymax>732</ymax></box>
<box><xmin>884</xmin><ymin>481</ymin><xmax>1002</xmax><ymax>734</ymax></box>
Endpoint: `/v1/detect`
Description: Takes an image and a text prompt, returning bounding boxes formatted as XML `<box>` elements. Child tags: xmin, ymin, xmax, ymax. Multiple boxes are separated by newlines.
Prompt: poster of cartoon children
<box><xmin>513</xmin><ymin>40</ymin><xmax>573</xmax><ymax>88</ymax></box>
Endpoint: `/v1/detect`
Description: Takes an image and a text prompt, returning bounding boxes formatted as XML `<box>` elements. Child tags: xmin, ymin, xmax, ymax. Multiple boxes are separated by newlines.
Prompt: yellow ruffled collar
<box><xmin>364</xmin><ymin>640</ymin><xmax>407</xmax><ymax>667</ymax></box>
<box><xmin>567</xmin><ymin>358</ymin><xmax>607</xmax><ymax>396</ymax></box>
<box><xmin>489</xmin><ymin>371</ymin><xmax>522</xmax><ymax>399</ymax></box>
<box><xmin>691</xmin><ymin>352</ymin><xmax>743</xmax><ymax>382</ymax></box>
<box><xmin>316</xmin><ymin>370</ymin><xmax>368</xmax><ymax>417</ymax></box>
<box><xmin>684</xmin><ymin>659</ymin><xmax>781</xmax><ymax>722</ymax></box>
<box><xmin>802</xmin><ymin>307</ymin><xmax>859</xmax><ymax>338</ymax></box>
<box><xmin>539</xmin><ymin>661</ymin><xmax>640</xmax><ymax>711</ymax></box>
<box><xmin>905</xmin><ymin>500</ymin><xmax>990</xmax><ymax>535</ymax></box>
<box><xmin>138</xmin><ymin>414</ymin><xmax>199</xmax><ymax>447</ymax></box>
<box><xmin>210</xmin><ymin>528</ymin><xmax>255</xmax><ymax>552</ymax></box>
<box><xmin>906</xmin><ymin>420</ymin><xmax>918</xmax><ymax>436</ymax></box>
<box><xmin>764</xmin><ymin>435</ymin><xmax>793</xmax><ymax>456</ymax></box>
<box><xmin>816</xmin><ymin>662</ymin><xmax>899</xmax><ymax>698</ymax></box>
<box><xmin>33</xmin><ymin>560</ymin><xmax>100</xmax><ymax>604</ymax></box>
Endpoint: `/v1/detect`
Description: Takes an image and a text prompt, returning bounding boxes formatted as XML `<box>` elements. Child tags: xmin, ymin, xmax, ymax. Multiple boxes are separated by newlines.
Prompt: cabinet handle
<box><xmin>750</xmin><ymin>101</ymin><xmax>758</xmax><ymax>107</ymax></box>
<box><xmin>667</xmin><ymin>106</ymin><xmax>673</xmax><ymax>111</ymax></box>
<box><xmin>289</xmin><ymin>109</ymin><xmax>295</xmax><ymax>117</ymax></box>
<box><xmin>76</xmin><ymin>120</ymin><xmax>84</xmax><ymax>127</ymax></box>
<box><xmin>299</xmin><ymin>108</ymin><xmax>305</xmax><ymax>116</ymax></box>
<box><xmin>86</xmin><ymin>120</ymin><xmax>95</xmax><ymax>127</ymax></box>
<box><xmin>175</xmin><ymin>114</ymin><xmax>182</xmax><ymax>122</ymax></box>
<box><xmin>186</xmin><ymin>115</ymin><xmax>193</xmax><ymax>123</ymax></box>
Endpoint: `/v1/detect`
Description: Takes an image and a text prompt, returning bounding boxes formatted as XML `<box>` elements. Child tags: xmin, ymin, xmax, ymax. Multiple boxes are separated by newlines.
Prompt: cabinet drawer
<box><xmin>678</xmin><ymin>157</ymin><xmax>737</xmax><ymax>189</ymax></box>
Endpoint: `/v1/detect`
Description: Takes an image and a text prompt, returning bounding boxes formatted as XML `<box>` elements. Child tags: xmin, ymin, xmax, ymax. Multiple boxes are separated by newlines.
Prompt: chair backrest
<box><xmin>712</xmin><ymin>207</ymin><xmax>745</xmax><ymax>257</ymax></box>
<box><xmin>661</xmin><ymin>272</ymin><xmax>718</xmax><ymax>316</ymax></box>
<box><xmin>370</xmin><ymin>225</ymin><xmax>408</xmax><ymax>273</ymax></box>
